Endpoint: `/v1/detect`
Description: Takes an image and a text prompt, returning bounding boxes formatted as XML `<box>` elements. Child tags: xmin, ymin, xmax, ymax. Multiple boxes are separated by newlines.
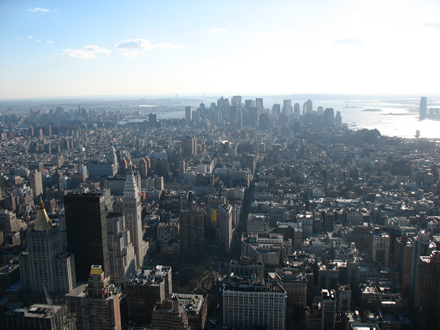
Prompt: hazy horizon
<box><xmin>1</xmin><ymin>93</ymin><xmax>439</xmax><ymax>103</ymax></box>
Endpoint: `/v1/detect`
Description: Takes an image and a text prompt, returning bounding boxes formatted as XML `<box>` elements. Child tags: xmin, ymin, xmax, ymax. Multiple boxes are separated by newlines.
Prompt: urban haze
<box><xmin>1</xmin><ymin>1</ymin><xmax>440</xmax><ymax>330</ymax></box>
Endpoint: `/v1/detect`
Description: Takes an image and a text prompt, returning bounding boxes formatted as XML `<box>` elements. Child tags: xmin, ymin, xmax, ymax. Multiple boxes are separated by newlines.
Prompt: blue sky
<box><xmin>1</xmin><ymin>0</ymin><xmax>440</xmax><ymax>99</ymax></box>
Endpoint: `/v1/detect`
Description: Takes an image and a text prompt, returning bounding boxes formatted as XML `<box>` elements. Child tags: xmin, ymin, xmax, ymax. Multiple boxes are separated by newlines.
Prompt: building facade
<box><xmin>126</xmin><ymin>266</ymin><xmax>172</xmax><ymax>324</ymax></box>
<box><xmin>66</xmin><ymin>265</ymin><xmax>121</xmax><ymax>330</ymax></box>
<box><xmin>107</xmin><ymin>212</ymin><xmax>136</xmax><ymax>284</ymax></box>
<box><xmin>223</xmin><ymin>278</ymin><xmax>286</xmax><ymax>330</ymax></box>
<box><xmin>124</xmin><ymin>169</ymin><xmax>148</xmax><ymax>269</ymax></box>
<box><xmin>64</xmin><ymin>192</ymin><xmax>110</xmax><ymax>282</ymax></box>
<box><xmin>415</xmin><ymin>251</ymin><xmax>440</xmax><ymax>329</ymax></box>
<box><xmin>179</xmin><ymin>208</ymin><xmax>204</xmax><ymax>257</ymax></box>
<box><xmin>19</xmin><ymin>200</ymin><xmax>76</xmax><ymax>302</ymax></box>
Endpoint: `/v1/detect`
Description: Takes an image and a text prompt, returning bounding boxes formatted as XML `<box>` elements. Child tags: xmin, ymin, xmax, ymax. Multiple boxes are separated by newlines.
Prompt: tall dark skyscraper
<box><xmin>182</xmin><ymin>135</ymin><xmax>197</xmax><ymax>158</ymax></box>
<box><xmin>415</xmin><ymin>251</ymin><xmax>440</xmax><ymax>329</ymax></box>
<box><xmin>179</xmin><ymin>208</ymin><xmax>204</xmax><ymax>257</ymax></box>
<box><xmin>323</xmin><ymin>108</ymin><xmax>335</xmax><ymax>125</ymax></box>
<box><xmin>148</xmin><ymin>113</ymin><xmax>157</xmax><ymax>127</ymax></box>
<box><xmin>64</xmin><ymin>192</ymin><xmax>110</xmax><ymax>282</ymax></box>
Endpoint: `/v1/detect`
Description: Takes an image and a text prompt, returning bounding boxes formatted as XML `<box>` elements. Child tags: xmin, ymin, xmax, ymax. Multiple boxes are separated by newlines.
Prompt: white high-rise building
<box><xmin>124</xmin><ymin>169</ymin><xmax>148</xmax><ymax>269</ymax></box>
<box><xmin>107</xmin><ymin>213</ymin><xmax>137</xmax><ymax>284</ymax></box>
<box><xmin>29</xmin><ymin>169</ymin><xmax>43</xmax><ymax>200</ymax></box>
<box><xmin>223</xmin><ymin>278</ymin><xmax>286</xmax><ymax>330</ymax></box>
<box><xmin>19</xmin><ymin>200</ymin><xmax>76</xmax><ymax>301</ymax></box>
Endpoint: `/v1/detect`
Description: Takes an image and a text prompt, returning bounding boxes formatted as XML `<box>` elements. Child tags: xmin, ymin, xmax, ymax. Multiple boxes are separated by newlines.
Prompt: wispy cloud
<box><xmin>62</xmin><ymin>45</ymin><xmax>111</xmax><ymax>59</ymax></box>
<box><xmin>28</xmin><ymin>36</ymin><xmax>32</xmax><ymax>39</ymax></box>
<box><xmin>16</xmin><ymin>37</ymin><xmax>21</xmax><ymax>39</ymax></box>
<box><xmin>28</xmin><ymin>7</ymin><xmax>55</xmax><ymax>12</ymax></box>
<box><xmin>116</xmin><ymin>39</ymin><xmax>155</xmax><ymax>50</ymax></box>
<box><xmin>82</xmin><ymin>45</ymin><xmax>111</xmax><ymax>55</ymax></box>
<box><xmin>45</xmin><ymin>40</ymin><xmax>54</xmax><ymax>44</ymax></box>
<box><xmin>425</xmin><ymin>21</ymin><xmax>440</xmax><ymax>30</ymax></box>
<box><xmin>36</xmin><ymin>39</ymin><xmax>41</xmax><ymax>42</ymax></box>
<box><xmin>333</xmin><ymin>37</ymin><xmax>364</xmax><ymax>47</ymax></box>
<box><xmin>115</xmin><ymin>38</ymin><xmax>183</xmax><ymax>57</ymax></box>
<box><xmin>208</xmin><ymin>28</ymin><xmax>227</xmax><ymax>33</ymax></box>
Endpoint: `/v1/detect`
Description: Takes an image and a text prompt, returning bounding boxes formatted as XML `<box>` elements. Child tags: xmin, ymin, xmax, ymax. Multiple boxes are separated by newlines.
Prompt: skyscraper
<box><xmin>126</xmin><ymin>265</ymin><xmax>172</xmax><ymax>324</ymax></box>
<box><xmin>223</xmin><ymin>278</ymin><xmax>286</xmax><ymax>330</ymax></box>
<box><xmin>0</xmin><ymin>209</ymin><xmax>21</xmax><ymax>236</ymax></box>
<box><xmin>107</xmin><ymin>213</ymin><xmax>136</xmax><ymax>284</ymax></box>
<box><xmin>20</xmin><ymin>200</ymin><xmax>76</xmax><ymax>302</ymax></box>
<box><xmin>415</xmin><ymin>251</ymin><xmax>440</xmax><ymax>329</ymax></box>
<box><xmin>218</xmin><ymin>204</ymin><xmax>234</xmax><ymax>253</ymax></box>
<box><xmin>303</xmin><ymin>99</ymin><xmax>313</xmax><ymax>115</ymax></box>
<box><xmin>420</xmin><ymin>96</ymin><xmax>427</xmax><ymax>119</ymax></box>
<box><xmin>321</xmin><ymin>289</ymin><xmax>336</xmax><ymax>330</ymax></box>
<box><xmin>182</xmin><ymin>135</ymin><xmax>197</xmax><ymax>158</ymax></box>
<box><xmin>124</xmin><ymin>169</ymin><xmax>148</xmax><ymax>269</ymax></box>
<box><xmin>228</xmin><ymin>105</ymin><xmax>238</xmax><ymax>122</ymax></box>
<box><xmin>249</xmin><ymin>107</ymin><xmax>259</xmax><ymax>127</ymax></box>
<box><xmin>409</xmin><ymin>230</ymin><xmax>435</xmax><ymax>306</ymax></box>
<box><xmin>217</xmin><ymin>96</ymin><xmax>229</xmax><ymax>112</ymax></box>
<box><xmin>138</xmin><ymin>158</ymin><xmax>148</xmax><ymax>178</ymax></box>
<box><xmin>335</xmin><ymin>111</ymin><xmax>342</xmax><ymax>126</ymax></box>
<box><xmin>88</xmin><ymin>146</ymin><xmax>118</xmax><ymax>179</ymax></box>
<box><xmin>231</xmin><ymin>95</ymin><xmax>242</xmax><ymax>109</ymax></box>
<box><xmin>244</xmin><ymin>99</ymin><xmax>255</xmax><ymax>110</ymax></box>
<box><xmin>185</xmin><ymin>106</ymin><xmax>192</xmax><ymax>124</ymax></box>
<box><xmin>272</xmin><ymin>103</ymin><xmax>281</xmax><ymax>115</ymax></box>
<box><xmin>108</xmin><ymin>145</ymin><xmax>118</xmax><ymax>165</ymax></box>
<box><xmin>64</xmin><ymin>192</ymin><xmax>110</xmax><ymax>282</ymax></box>
<box><xmin>283</xmin><ymin>99</ymin><xmax>292</xmax><ymax>117</ymax></box>
<box><xmin>148</xmin><ymin>112</ymin><xmax>157</xmax><ymax>128</ymax></box>
<box><xmin>179</xmin><ymin>208</ymin><xmax>204</xmax><ymax>257</ymax></box>
<box><xmin>323</xmin><ymin>108</ymin><xmax>335</xmax><ymax>125</ymax></box>
<box><xmin>256</xmin><ymin>98</ymin><xmax>264</xmax><ymax>114</ymax></box>
<box><xmin>29</xmin><ymin>169</ymin><xmax>43</xmax><ymax>201</ymax></box>
<box><xmin>258</xmin><ymin>113</ymin><xmax>271</xmax><ymax>130</ymax></box>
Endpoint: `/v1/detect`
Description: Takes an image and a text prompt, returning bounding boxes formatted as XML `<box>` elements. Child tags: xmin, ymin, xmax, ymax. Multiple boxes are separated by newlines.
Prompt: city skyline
<box><xmin>1</xmin><ymin>0</ymin><xmax>440</xmax><ymax>99</ymax></box>
<box><xmin>1</xmin><ymin>91</ymin><xmax>440</xmax><ymax>328</ymax></box>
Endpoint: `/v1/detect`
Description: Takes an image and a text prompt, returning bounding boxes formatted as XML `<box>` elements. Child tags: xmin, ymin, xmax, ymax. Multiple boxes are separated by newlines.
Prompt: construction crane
<box><xmin>43</xmin><ymin>284</ymin><xmax>54</xmax><ymax>315</ymax></box>
<box><xmin>43</xmin><ymin>284</ymin><xmax>53</xmax><ymax>305</ymax></box>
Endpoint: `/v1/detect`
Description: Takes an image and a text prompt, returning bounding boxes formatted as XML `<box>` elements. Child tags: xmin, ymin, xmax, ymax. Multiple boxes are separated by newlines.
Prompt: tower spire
<box><xmin>35</xmin><ymin>198</ymin><xmax>53</xmax><ymax>231</ymax></box>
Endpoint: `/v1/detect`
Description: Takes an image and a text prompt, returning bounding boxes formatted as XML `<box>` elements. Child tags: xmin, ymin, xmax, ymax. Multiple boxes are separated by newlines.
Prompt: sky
<box><xmin>1</xmin><ymin>0</ymin><xmax>440</xmax><ymax>99</ymax></box>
